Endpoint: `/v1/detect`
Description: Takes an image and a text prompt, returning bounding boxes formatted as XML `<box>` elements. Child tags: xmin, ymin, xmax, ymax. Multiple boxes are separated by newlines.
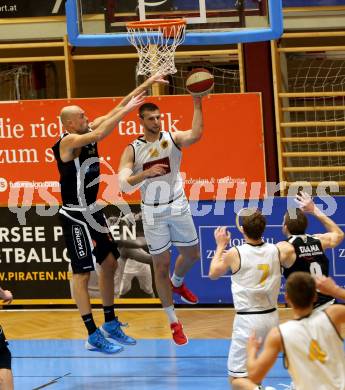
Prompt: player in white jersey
<box><xmin>247</xmin><ymin>272</ymin><xmax>345</xmax><ymax>390</ymax></box>
<box><xmin>209</xmin><ymin>209</ymin><xmax>294</xmax><ymax>390</ymax></box>
<box><xmin>118</xmin><ymin>96</ymin><xmax>204</xmax><ymax>345</ymax></box>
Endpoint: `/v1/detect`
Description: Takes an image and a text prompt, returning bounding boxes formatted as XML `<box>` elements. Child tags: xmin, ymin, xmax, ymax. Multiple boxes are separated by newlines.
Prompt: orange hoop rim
<box><xmin>126</xmin><ymin>18</ymin><xmax>186</xmax><ymax>30</ymax></box>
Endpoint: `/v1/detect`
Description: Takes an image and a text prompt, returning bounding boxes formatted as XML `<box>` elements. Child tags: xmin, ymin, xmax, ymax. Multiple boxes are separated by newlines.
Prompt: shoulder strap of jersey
<box><xmin>288</xmin><ymin>234</ymin><xmax>306</xmax><ymax>244</ymax></box>
<box><xmin>168</xmin><ymin>131</ymin><xmax>181</xmax><ymax>151</ymax></box>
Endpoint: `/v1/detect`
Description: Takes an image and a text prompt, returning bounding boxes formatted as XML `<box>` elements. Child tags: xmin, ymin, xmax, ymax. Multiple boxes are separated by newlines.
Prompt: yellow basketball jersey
<box><xmin>279</xmin><ymin>310</ymin><xmax>345</xmax><ymax>390</ymax></box>
<box><xmin>231</xmin><ymin>243</ymin><xmax>281</xmax><ymax>312</ymax></box>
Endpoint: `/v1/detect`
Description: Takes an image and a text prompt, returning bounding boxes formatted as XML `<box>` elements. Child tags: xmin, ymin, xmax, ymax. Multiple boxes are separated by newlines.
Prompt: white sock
<box><xmin>164</xmin><ymin>305</ymin><xmax>178</xmax><ymax>324</ymax></box>
<box><xmin>171</xmin><ymin>273</ymin><xmax>184</xmax><ymax>287</ymax></box>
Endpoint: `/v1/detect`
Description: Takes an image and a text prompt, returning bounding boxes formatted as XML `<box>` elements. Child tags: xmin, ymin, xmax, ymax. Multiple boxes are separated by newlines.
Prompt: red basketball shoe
<box><xmin>170</xmin><ymin>321</ymin><xmax>188</xmax><ymax>346</ymax></box>
<box><xmin>171</xmin><ymin>282</ymin><xmax>199</xmax><ymax>304</ymax></box>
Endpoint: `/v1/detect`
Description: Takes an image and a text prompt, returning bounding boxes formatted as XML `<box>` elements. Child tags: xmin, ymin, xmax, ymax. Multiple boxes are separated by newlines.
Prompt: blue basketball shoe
<box><xmin>100</xmin><ymin>317</ymin><xmax>136</xmax><ymax>345</ymax></box>
<box><xmin>85</xmin><ymin>328</ymin><xmax>123</xmax><ymax>354</ymax></box>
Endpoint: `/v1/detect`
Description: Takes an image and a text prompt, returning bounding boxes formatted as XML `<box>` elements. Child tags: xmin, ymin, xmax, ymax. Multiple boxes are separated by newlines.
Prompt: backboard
<box><xmin>66</xmin><ymin>0</ymin><xmax>283</xmax><ymax>46</ymax></box>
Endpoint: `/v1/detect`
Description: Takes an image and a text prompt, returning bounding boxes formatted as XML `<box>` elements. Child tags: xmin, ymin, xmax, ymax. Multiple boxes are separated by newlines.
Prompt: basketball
<box><xmin>185</xmin><ymin>68</ymin><xmax>214</xmax><ymax>96</ymax></box>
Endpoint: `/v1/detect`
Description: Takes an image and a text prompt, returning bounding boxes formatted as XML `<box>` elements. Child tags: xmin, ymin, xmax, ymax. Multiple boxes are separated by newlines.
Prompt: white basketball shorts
<box><xmin>141</xmin><ymin>195</ymin><xmax>199</xmax><ymax>255</ymax></box>
<box><xmin>228</xmin><ymin>309</ymin><xmax>279</xmax><ymax>378</ymax></box>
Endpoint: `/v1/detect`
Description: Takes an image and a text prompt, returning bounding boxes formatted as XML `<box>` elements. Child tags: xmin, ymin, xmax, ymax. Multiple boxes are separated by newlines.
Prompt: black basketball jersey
<box><xmin>283</xmin><ymin>234</ymin><xmax>333</xmax><ymax>307</ymax></box>
<box><xmin>52</xmin><ymin>133</ymin><xmax>100</xmax><ymax>207</ymax></box>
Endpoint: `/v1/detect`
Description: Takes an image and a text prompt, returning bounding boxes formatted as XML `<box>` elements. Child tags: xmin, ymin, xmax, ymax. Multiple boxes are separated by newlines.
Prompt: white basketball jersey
<box><xmin>231</xmin><ymin>243</ymin><xmax>281</xmax><ymax>312</ymax></box>
<box><xmin>131</xmin><ymin>132</ymin><xmax>184</xmax><ymax>204</ymax></box>
<box><xmin>279</xmin><ymin>310</ymin><xmax>345</xmax><ymax>390</ymax></box>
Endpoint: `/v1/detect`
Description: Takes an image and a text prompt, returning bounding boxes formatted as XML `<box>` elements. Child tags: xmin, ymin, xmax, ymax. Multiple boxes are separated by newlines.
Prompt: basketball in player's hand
<box><xmin>186</xmin><ymin>68</ymin><xmax>214</xmax><ymax>96</ymax></box>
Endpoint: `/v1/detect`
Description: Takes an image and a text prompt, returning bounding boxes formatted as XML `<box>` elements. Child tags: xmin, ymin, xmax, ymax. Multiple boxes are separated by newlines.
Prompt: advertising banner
<box><xmin>1</xmin><ymin>197</ymin><xmax>344</xmax><ymax>304</ymax></box>
<box><xmin>0</xmin><ymin>0</ymin><xmax>260</xmax><ymax>19</ymax></box>
<box><xmin>283</xmin><ymin>0</ymin><xmax>345</xmax><ymax>6</ymax></box>
<box><xmin>0</xmin><ymin>94</ymin><xmax>266</xmax><ymax>205</ymax></box>
<box><xmin>189</xmin><ymin>197</ymin><xmax>345</xmax><ymax>304</ymax></box>
<box><xmin>0</xmin><ymin>1</ymin><xmax>102</xmax><ymax>18</ymax></box>
<box><xmin>0</xmin><ymin>204</ymin><xmax>153</xmax><ymax>303</ymax></box>
<box><xmin>1</xmin><ymin>0</ymin><xmax>344</xmax><ymax>18</ymax></box>
<box><xmin>0</xmin><ymin>206</ymin><xmax>70</xmax><ymax>301</ymax></box>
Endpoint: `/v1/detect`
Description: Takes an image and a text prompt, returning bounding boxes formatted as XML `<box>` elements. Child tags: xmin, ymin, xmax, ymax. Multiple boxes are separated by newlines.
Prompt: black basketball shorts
<box><xmin>0</xmin><ymin>326</ymin><xmax>11</xmax><ymax>370</ymax></box>
<box><xmin>58</xmin><ymin>208</ymin><xmax>120</xmax><ymax>274</ymax></box>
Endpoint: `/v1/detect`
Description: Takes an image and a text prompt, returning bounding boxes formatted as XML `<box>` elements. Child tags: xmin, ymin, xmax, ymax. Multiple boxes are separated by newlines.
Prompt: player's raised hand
<box><xmin>214</xmin><ymin>226</ymin><xmax>231</xmax><ymax>247</ymax></box>
<box><xmin>125</xmin><ymin>90</ymin><xmax>146</xmax><ymax>112</ymax></box>
<box><xmin>295</xmin><ymin>191</ymin><xmax>315</xmax><ymax>213</ymax></box>
<box><xmin>147</xmin><ymin>72</ymin><xmax>169</xmax><ymax>86</ymax></box>
<box><xmin>192</xmin><ymin>95</ymin><xmax>203</xmax><ymax>103</ymax></box>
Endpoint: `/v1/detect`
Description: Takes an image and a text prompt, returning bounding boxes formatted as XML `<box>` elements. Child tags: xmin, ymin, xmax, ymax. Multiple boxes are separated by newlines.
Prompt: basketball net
<box><xmin>126</xmin><ymin>19</ymin><xmax>186</xmax><ymax>76</ymax></box>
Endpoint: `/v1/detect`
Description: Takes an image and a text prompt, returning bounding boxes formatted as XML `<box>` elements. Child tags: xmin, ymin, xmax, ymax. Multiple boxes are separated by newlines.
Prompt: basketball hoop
<box><xmin>126</xmin><ymin>18</ymin><xmax>186</xmax><ymax>76</ymax></box>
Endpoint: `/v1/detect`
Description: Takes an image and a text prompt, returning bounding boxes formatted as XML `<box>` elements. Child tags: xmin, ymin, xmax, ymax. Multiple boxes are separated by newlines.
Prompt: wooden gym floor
<box><xmin>2</xmin><ymin>307</ymin><xmax>298</xmax><ymax>340</ymax></box>
<box><xmin>2</xmin><ymin>308</ymin><xmax>344</xmax><ymax>389</ymax></box>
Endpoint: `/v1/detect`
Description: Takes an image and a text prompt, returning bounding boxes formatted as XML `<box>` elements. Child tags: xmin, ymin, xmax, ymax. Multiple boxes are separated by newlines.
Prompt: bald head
<box><xmin>60</xmin><ymin>105</ymin><xmax>82</xmax><ymax>125</ymax></box>
<box><xmin>60</xmin><ymin>105</ymin><xmax>88</xmax><ymax>133</ymax></box>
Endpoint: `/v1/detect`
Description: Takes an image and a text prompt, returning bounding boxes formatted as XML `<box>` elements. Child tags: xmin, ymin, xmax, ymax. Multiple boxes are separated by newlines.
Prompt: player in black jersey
<box><xmin>281</xmin><ymin>192</ymin><xmax>344</xmax><ymax>308</ymax></box>
<box><xmin>0</xmin><ymin>286</ymin><xmax>13</xmax><ymax>390</ymax></box>
<box><xmin>53</xmin><ymin>73</ymin><xmax>167</xmax><ymax>354</ymax></box>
